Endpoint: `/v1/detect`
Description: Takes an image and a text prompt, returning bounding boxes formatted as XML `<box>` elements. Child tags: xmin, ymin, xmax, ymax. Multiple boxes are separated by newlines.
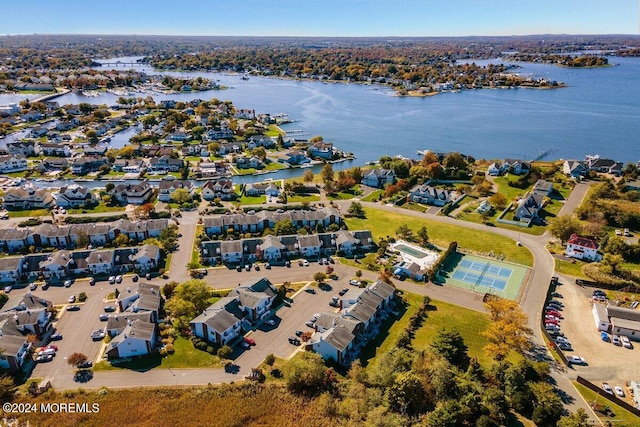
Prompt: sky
<box><xmin>3</xmin><ymin>0</ymin><xmax>639</xmax><ymax>37</ymax></box>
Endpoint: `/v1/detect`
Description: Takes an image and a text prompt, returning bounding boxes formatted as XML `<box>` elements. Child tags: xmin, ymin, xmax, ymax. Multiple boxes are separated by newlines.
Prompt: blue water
<box><xmin>2</xmin><ymin>56</ymin><xmax>639</xmax><ymax>165</ymax></box>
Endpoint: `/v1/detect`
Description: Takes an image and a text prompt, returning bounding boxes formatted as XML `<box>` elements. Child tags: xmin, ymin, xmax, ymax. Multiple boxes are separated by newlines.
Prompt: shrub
<box><xmin>78</xmin><ymin>292</ymin><xmax>88</xmax><ymax>302</ymax></box>
<box><xmin>265</xmin><ymin>354</ymin><xmax>276</xmax><ymax>366</ymax></box>
<box><xmin>165</xmin><ymin>343</ymin><xmax>175</xmax><ymax>354</ymax></box>
<box><xmin>217</xmin><ymin>345</ymin><xmax>233</xmax><ymax>359</ymax></box>
<box><xmin>206</xmin><ymin>346</ymin><xmax>215</xmax><ymax>355</ymax></box>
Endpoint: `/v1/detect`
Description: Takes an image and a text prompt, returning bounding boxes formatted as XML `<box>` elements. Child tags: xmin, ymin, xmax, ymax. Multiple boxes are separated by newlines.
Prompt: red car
<box><xmin>545</xmin><ymin>319</ymin><xmax>559</xmax><ymax>326</ymax></box>
<box><xmin>243</xmin><ymin>337</ymin><xmax>256</xmax><ymax>346</ymax></box>
<box><xmin>545</xmin><ymin>310</ymin><xmax>562</xmax><ymax>318</ymax></box>
<box><xmin>45</xmin><ymin>345</ymin><xmax>58</xmax><ymax>351</ymax></box>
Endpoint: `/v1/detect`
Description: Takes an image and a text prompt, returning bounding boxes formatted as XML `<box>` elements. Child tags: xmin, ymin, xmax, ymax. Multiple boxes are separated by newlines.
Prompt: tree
<box><xmin>113</xmin><ymin>234</ymin><xmax>130</xmax><ymax>247</ymax></box>
<box><xmin>549</xmin><ymin>215</ymin><xmax>582</xmax><ymax>244</ymax></box>
<box><xmin>350</xmin><ymin>167</ymin><xmax>363</xmax><ymax>183</ymax></box>
<box><xmin>489</xmin><ymin>193</ymin><xmax>507</xmax><ymax>210</ymax></box>
<box><xmin>417</xmin><ymin>226</ymin><xmax>429</xmax><ymax>246</ymax></box>
<box><xmin>385</xmin><ymin>371</ymin><xmax>428</xmax><ymax>416</ymax></box>
<box><xmin>274</xmin><ymin>219</ymin><xmax>297</xmax><ymax>236</ymax></box>
<box><xmin>85</xmin><ymin>129</ymin><xmax>98</xmax><ymax>141</ymax></box>
<box><xmin>105</xmin><ymin>182</ymin><xmax>115</xmax><ymax>193</ymax></box>
<box><xmin>347</xmin><ymin>201</ymin><xmax>365</xmax><ymax>218</ymax></box>
<box><xmin>482</xmin><ymin>298</ymin><xmax>532</xmax><ymax>360</ymax></box>
<box><xmin>396</xmin><ymin>224</ymin><xmax>413</xmax><ymax>241</ymax></box>
<box><xmin>171</xmin><ymin>188</ymin><xmax>192</xmax><ymax>205</ymax></box>
<box><xmin>530</xmin><ymin>382</ymin><xmax>564</xmax><ymax>427</ymax></box>
<box><xmin>557</xmin><ymin>409</ymin><xmax>590</xmax><ymax>427</ymax></box>
<box><xmin>67</xmin><ymin>352</ymin><xmax>88</xmax><ymax>368</ymax></box>
<box><xmin>76</xmin><ymin>231</ymin><xmax>90</xmax><ymax>248</ymax></box>
<box><xmin>217</xmin><ymin>345</ymin><xmax>233</xmax><ymax>359</ymax></box>
<box><xmin>321</xmin><ymin>164</ymin><xmax>335</xmax><ymax>186</ymax></box>
<box><xmin>303</xmin><ymin>169</ymin><xmax>314</xmax><ymax>183</ymax></box>
<box><xmin>159</xmin><ymin>224</ymin><xmax>179</xmax><ymax>252</ymax></box>
<box><xmin>314</xmin><ymin>272</ymin><xmax>327</xmax><ymax>283</ymax></box>
<box><xmin>0</xmin><ymin>375</ymin><xmax>15</xmax><ymax>402</ymax></box>
<box><xmin>118</xmin><ymin>146</ymin><xmax>136</xmax><ymax>159</ymax></box>
<box><xmin>283</xmin><ymin>351</ymin><xmax>327</xmax><ymax>394</ymax></box>
<box><xmin>265</xmin><ymin>353</ymin><xmax>276</xmax><ymax>366</ymax></box>
<box><xmin>430</xmin><ymin>328</ymin><xmax>469</xmax><ymax>369</ymax></box>
<box><xmin>443</xmin><ymin>152</ymin><xmax>468</xmax><ymax>171</ymax></box>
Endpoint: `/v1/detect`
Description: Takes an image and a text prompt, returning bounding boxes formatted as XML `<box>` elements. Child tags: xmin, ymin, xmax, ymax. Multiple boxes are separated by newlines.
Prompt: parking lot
<box><xmin>551</xmin><ymin>275</ymin><xmax>640</xmax><ymax>404</ymax></box>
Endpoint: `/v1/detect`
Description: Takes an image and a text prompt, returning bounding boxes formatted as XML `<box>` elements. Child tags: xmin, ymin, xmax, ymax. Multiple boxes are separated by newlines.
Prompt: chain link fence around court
<box><xmin>439</xmin><ymin>252</ymin><xmax>527</xmax><ymax>300</ymax></box>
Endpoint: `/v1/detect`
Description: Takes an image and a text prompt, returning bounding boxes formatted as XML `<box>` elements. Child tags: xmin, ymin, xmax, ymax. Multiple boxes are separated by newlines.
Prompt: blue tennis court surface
<box><xmin>444</xmin><ymin>254</ymin><xmax>528</xmax><ymax>300</ymax></box>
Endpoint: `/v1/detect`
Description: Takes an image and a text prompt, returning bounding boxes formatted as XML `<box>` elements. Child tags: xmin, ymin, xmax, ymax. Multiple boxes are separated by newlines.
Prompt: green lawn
<box><xmin>190</xmin><ymin>225</ymin><xmax>204</xmax><ymax>268</ymax></box>
<box><xmin>360</xmin><ymin>189</ymin><xmax>383</xmax><ymax>202</ymax></box>
<box><xmin>288</xmin><ymin>194</ymin><xmax>320</xmax><ymax>203</ymax></box>
<box><xmin>345</xmin><ymin>206</ymin><xmax>533</xmax><ymax>266</ymax></box>
<box><xmin>622</xmin><ymin>262</ymin><xmax>640</xmax><ymax>272</ymax></box>
<box><xmin>573</xmin><ymin>382</ymin><xmax>640</xmax><ymax>426</ymax></box>
<box><xmin>493</xmin><ymin>176</ymin><xmax>530</xmax><ymax>201</ymax></box>
<box><xmin>554</xmin><ymin>259</ymin><xmax>589</xmax><ymax>279</ymax></box>
<box><xmin>67</xmin><ymin>203</ymin><xmax>126</xmax><ymax>215</ymax></box>
<box><xmin>239</xmin><ymin>195</ymin><xmax>266</xmax><ymax>205</ymax></box>
<box><xmin>8</xmin><ymin>209</ymin><xmax>50</xmax><ymax>218</ymax></box>
<box><xmin>364</xmin><ymin>292</ymin><xmax>494</xmax><ymax>370</ymax></box>
<box><xmin>265</xmin><ymin>124</ymin><xmax>285</xmax><ymax>137</ymax></box>
<box><xmin>456</xmin><ymin>208</ymin><xmax>547</xmax><ymax>236</ymax></box>
<box><xmin>93</xmin><ymin>336</ymin><xmax>223</xmax><ymax>371</ymax></box>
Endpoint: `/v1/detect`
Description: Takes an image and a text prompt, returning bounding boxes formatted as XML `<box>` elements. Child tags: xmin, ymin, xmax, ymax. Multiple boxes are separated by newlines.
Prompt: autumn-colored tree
<box><xmin>67</xmin><ymin>352</ymin><xmax>88</xmax><ymax>367</ymax></box>
<box><xmin>482</xmin><ymin>297</ymin><xmax>532</xmax><ymax>360</ymax></box>
<box><xmin>303</xmin><ymin>169</ymin><xmax>314</xmax><ymax>183</ymax></box>
<box><xmin>489</xmin><ymin>193</ymin><xmax>508</xmax><ymax>210</ymax></box>
<box><xmin>549</xmin><ymin>215</ymin><xmax>582</xmax><ymax>244</ymax></box>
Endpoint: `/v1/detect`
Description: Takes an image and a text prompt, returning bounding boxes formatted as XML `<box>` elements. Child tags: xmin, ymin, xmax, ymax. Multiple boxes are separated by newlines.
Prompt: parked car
<box><xmin>49</xmin><ymin>333</ymin><xmax>63</xmax><ymax>341</ymax></box>
<box><xmin>99</xmin><ymin>314</ymin><xmax>109</xmax><ymax>321</ymax></box>
<box><xmin>349</xmin><ymin>280</ymin><xmax>360</xmax><ymax>286</ymax></box>
<box><xmin>77</xmin><ymin>360</ymin><xmax>93</xmax><ymax>369</ymax></box>
<box><xmin>339</xmin><ymin>288</ymin><xmax>349</xmax><ymax>296</ymax></box>
<box><xmin>36</xmin><ymin>354</ymin><xmax>53</xmax><ymax>363</ymax></box>
<box><xmin>115</xmin><ymin>275</ymin><xmax>123</xmax><ymax>283</ymax></box>
<box><xmin>304</xmin><ymin>287</ymin><xmax>316</xmax><ymax>294</ymax></box>
<box><xmin>265</xmin><ymin>319</ymin><xmax>276</xmax><ymax>326</ymax></box>
<box><xmin>104</xmin><ymin>306</ymin><xmax>116</xmax><ymax>312</ymax></box>
<box><xmin>236</xmin><ymin>265</ymin><xmax>242</xmax><ymax>272</ymax></box>
<box><xmin>615</xmin><ymin>229</ymin><xmax>623</xmax><ymax>235</ymax></box>
<box><xmin>3</xmin><ymin>285</ymin><xmax>12</xmax><ymax>293</ymax></box>
<box><xmin>265</xmin><ymin>262</ymin><xmax>271</xmax><ymax>269</ymax></box>
<box><xmin>602</xmin><ymin>382</ymin><xmax>613</xmax><ymax>395</ymax></box>
<box><xmin>620</xmin><ymin>335</ymin><xmax>632</xmax><ymax>349</ymax></box>
<box><xmin>67</xmin><ymin>305</ymin><xmax>80</xmax><ymax>311</ymax></box>
<box><xmin>322</xmin><ymin>258</ymin><xmax>328</xmax><ymax>265</ymax></box>
<box><xmin>545</xmin><ymin>319</ymin><xmax>559</xmax><ymax>326</ymax></box>
<box><xmin>329</xmin><ymin>301</ymin><xmax>339</xmax><ymax>308</ymax></box>
<box><xmin>63</xmin><ymin>279</ymin><xmax>73</xmax><ymax>287</ymax></box>
<box><xmin>551</xmin><ymin>292</ymin><xmax>562</xmax><ymax>298</ymax></box>
<box><xmin>68</xmin><ymin>295</ymin><xmax>76</xmax><ymax>303</ymax></box>
<box><xmin>132</xmin><ymin>274</ymin><xmax>139</xmax><ymax>282</ymax></box>
<box><xmin>545</xmin><ymin>314</ymin><xmax>560</xmax><ymax>321</ymax></box>
<box><xmin>89</xmin><ymin>278</ymin><xmax>96</xmax><ymax>286</ymax></box>
<box><xmin>568</xmin><ymin>355</ymin><xmax>586</xmax><ymax>365</ymax></box>
<box><xmin>305</xmin><ymin>320</ymin><xmax>316</xmax><ymax>328</ymax></box>
<box><xmin>91</xmin><ymin>329</ymin><xmax>105</xmax><ymax>340</ymax></box>
<box><xmin>295</xmin><ymin>330</ymin><xmax>304</xmax><ymax>337</ymax></box>
<box><xmin>303</xmin><ymin>260</ymin><xmax>309</xmax><ymax>267</ymax></box>
<box><xmin>556</xmin><ymin>342</ymin><xmax>572</xmax><ymax>351</ymax></box>
<box><xmin>245</xmin><ymin>264</ymin><xmax>251</xmax><ymax>271</ymax></box>
<box><xmin>555</xmin><ymin>336</ymin><xmax>569</xmax><ymax>344</ymax></box>
<box><xmin>146</xmin><ymin>273</ymin><xmax>152</xmax><ymax>280</ymax></box>
<box><xmin>240</xmin><ymin>341</ymin><xmax>251</xmax><ymax>349</ymax></box>
<box><xmin>30</xmin><ymin>283</ymin><xmax>37</xmax><ymax>291</ymax></box>
<box><xmin>614</xmin><ymin>386</ymin><xmax>625</xmax><ymax>397</ymax></box>
<box><xmin>243</xmin><ymin>337</ymin><xmax>256</xmax><ymax>346</ymax></box>
<box><xmin>612</xmin><ymin>335</ymin><xmax>621</xmax><ymax>346</ymax></box>
<box><xmin>38</xmin><ymin>348</ymin><xmax>56</xmax><ymax>357</ymax></box>
<box><xmin>44</xmin><ymin>345</ymin><xmax>58</xmax><ymax>352</ymax></box>
<box><xmin>545</xmin><ymin>310</ymin><xmax>562</xmax><ymax>318</ymax></box>
<box><xmin>288</xmin><ymin>336</ymin><xmax>301</xmax><ymax>345</ymax></box>
<box><xmin>601</xmin><ymin>332</ymin><xmax>611</xmax><ymax>342</ymax></box>
<box><xmin>108</xmin><ymin>276</ymin><xmax>116</xmax><ymax>284</ymax></box>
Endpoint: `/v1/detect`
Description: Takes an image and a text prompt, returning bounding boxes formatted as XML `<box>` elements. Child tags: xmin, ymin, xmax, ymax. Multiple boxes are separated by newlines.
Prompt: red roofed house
<box><xmin>565</xmin><ymin>234</ymin><xmax>602</xmax><ymax>262</ymax></box>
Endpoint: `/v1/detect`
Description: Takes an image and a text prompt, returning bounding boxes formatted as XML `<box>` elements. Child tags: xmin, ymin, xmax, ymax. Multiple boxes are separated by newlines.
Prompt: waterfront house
<box><xmin>36</xmin><ymin>143</ymin><xmax>72</xmax><ymax>157</ymax></box>
<box><xmin>110</xmin><ymin>181</ymin><xmax>153</xmax><ymax>205</ymax></box>
<box><xmin>236</xmin><ymin>155</ymin><xmax>264</xmax><ymax>170</ymax></box>
<box><xmin>55</xmin><ymin>184</ymin><xmax>97</xmax><ymax>208</ymax></box>
<box><xmin>563</xmin><ymin>160</ymin><xmax>588</xmax><ymax>178</ymax></box>
<box><xmin>36</xmin><ymin>157</ymin><xmax>69</xmax><ymax>172</ymax></box>
<box><xmin>190</xmin><ymin>297</ymin><xmax>247</xmax><ymax>345</ymax></box>
<box><xmin>284</xmin><ymin>150</ymin><xmax>310</xmax><ymax>165</ymax></box>
<box><xmin>234</xmin><ymin>109</ymin><xmax>255</xmax><ymax>120</ymax></box>
<box><xmin>409</xmin><ymin>184</ymin><xmax>457</xmax><ymax>207</ymax></box>
<box><xmin>308</xmin><ymin>141</ymin><xmax>334</xmax><ymax>160</ymax></box>
<box><xmin>3</xmin><ymin>186</ymin><xmax>54</xmax><ymax>210</ymax></box>
<box><xmin>0</xmin><ymin>154</ymin><xmax>27</xmax><ymax>173</ymax></box>
<box><xmin>201</xmin><ymin>179</ymin><xmax>236</xmax><ymax>201</ymax></box>
<box><xmin>5</xmin><ymin>141</ymin><xmax>37</xmax><ymax>157</ymax></box>
<box><xmin>566</xmin><ymin>233</ymin><xmax>603</xmax><ymax>262</ymax></box>
<box><xmin>157</xmin><ymin>180</ymin><xmax>195</xmax><ymax>202</ymax></box>
<box><xmin>585</xmin><ymin>156</ymin><xmax>617</xmax><ymax>173</ymax></box>
<box><xmin>21</xmin><ymin>111</ymin><xmax>45</xmax><ymax>122</ymax></box>
<box><xmin>363</xmin><ymin>168</ymin><xmax>396</xmax><ymax>188</ymax></box>
<box><xmin>245</xmin><ymin>182</ymin><xmax>280</xmax><ymax>197</ymax></box>
<box><xmin>503</xmin><ymin>159</ymin><xmax>530</xmax><ymax>175</ymax></box>
<box><xmin>148</xmin><ymin>155</ymin><xmax>183</xmax><ymax>173</ymax></box>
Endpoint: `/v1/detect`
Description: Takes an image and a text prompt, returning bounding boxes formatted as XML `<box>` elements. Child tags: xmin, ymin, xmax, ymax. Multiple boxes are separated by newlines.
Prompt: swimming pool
<box><xmin>394</xmin><ymin>243</ymin><xmax>429</xmax><ymax>259</ymax></box>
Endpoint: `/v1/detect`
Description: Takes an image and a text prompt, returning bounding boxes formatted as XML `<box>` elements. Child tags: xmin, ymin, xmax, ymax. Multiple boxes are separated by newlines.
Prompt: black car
<box><xmin>295</xmin><ymin>330</ymin><xmax>304</xmax><ymax>337</ymax></box>
<box><xmin>338</xmin><ymin>288</ymin><xmax>349</xmax><ymax>296</ymax></box>
<box><xmin>89</xmin><ymin>278</ymin><xmax>96</xmax><ymax>286</ymax></box>
<box><xmin>49</xmin><ymin>333</ymin><xmax>63</xmax><ymax>341</ymax></box>
<box><xmin>236</xmin><ymin>265</ymin><xmax>242</xmax><ymax>272</ymax></box>
<box><xmin>146</xmin><ymin>273</ymin><xmax>152</xmax><ymax>280</ymax></box>
<box><xmin>104</xmin><ymin>306</ymin><xmax>116</xmax><ymax>312</ymax></box>
<box><xmin>132</xmin><ymin>274</ymin><xmax>139</xmax><ymax>282</ymax></box>
<box><xmin>288</xmin><ymin>336</ymin><xmax>301</xmax><ymax>345</ymax></box>
<box><xmin>67</xmin><ymin>305</ymin><xmax>80</xmax><ymax>311</ymax></box>
<box><xmin>304</xmin><ymin>288</ymin><xmax>316</xmax><ymax>294</ymax></box>
<box><xmin>77</xmin><ymin>360</ymin><xmax>93</xmax><ymax>369</ymax></box>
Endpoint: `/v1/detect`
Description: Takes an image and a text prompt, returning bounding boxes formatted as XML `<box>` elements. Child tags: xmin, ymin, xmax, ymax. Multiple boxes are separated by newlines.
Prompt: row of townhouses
<box><xmin>200</xmin><ymin>229</ymin><xmax>374</xmax><ymax>265</ymax></box>
<box><xmin>309</xmin><ymin>280</ymin><xmax>397</xmax><ymax>366</ymax></box>
<box><xmin>0</xmin><ymin>244</ymin><xmax>161</xmax><ymax>283</ymax></box>
<box><xmin>202</xmin><ymin>207</ymin><xmax>342</xmax><ymax>237</ymax></box>
<box><xmin>190</xmin><ymin>277</ymin><xmax>278</xmax><ymax>346</ymax></box>
<box><xmin>0</xmin><ymin>218</ymin><xmax>170</xmax><ymax>253</ymax></box>
<box><xmin>0</xmin><ymin>293</ymin><xmax>53</xmax><ymax>371</ymax></box>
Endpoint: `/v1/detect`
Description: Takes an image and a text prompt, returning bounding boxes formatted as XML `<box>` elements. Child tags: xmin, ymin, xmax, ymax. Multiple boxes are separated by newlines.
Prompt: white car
<box><xmin>554</xmin><ymin>336</ymin><xmax>569</xmax><ymax>344</ymax></box>
<box><xmin>620</xmin><ymin>335</ymin><xmax>632</xmax><ymax>349</ymax></box>
<box><xmin>63</xmin><ymin>279</ymin><xmax>72</xmax><ymax>287</ymax></box>
<box><xmin>545</xmin><ymin>314</ymin><xmax>560</xmax><ymax>321</ymax></box>
<box><xmin>3</xmin><ymin>285</ymin><xmax>12</xmax><ymax>293</ymax></box>
<box><xmin>302</xmin><ymin>260</ymin><xmax>309</xmax><ymax>267</ymax></box>
<box><xmin>68</xmin><ymin>295</ymin><xmax>76</xmax><ymax>303</ymax></box>
<box><xmin>265</xmin><ymin>319</ymin><xmax>276</xmax><ymax>326</ymax></box>
<box><xmin>615</xmin><ymin>229</ymin><xmax>622</xmax><ymax>235</ymax></box>
<box><xmin>602</xmin><ymin>382</ymin><xmax>613</xmax><ymax>395</ymax></box>
<box><xmin>568</xmin><ymin>355</ymin><xmax>586</xmax><ymax>365</ymax></box>
<box><xmin>614</xmin><ymin>386</ymin><xmax>625</xmax><ymax>398</ymax></box>
<box><xmin>349</xmin><ymin>279</ymin><xmax>360</xmax><ymax>286</ymax></box>
<box><xmin>612</xmin><ymin>335</ymin><xmax>621</xmax><ymax>346</ymax></box>
<box><xmin>115</xmin><ymin>275</ymin><xmax>123</xmax><ymax>283</ymax></box>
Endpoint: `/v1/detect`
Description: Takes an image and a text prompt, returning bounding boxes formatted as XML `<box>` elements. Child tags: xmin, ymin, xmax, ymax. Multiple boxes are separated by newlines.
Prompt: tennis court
<box><xmin>442</xmin><ymin>253</ymin><xmax>528</xmax><ymax>300</ymax></box>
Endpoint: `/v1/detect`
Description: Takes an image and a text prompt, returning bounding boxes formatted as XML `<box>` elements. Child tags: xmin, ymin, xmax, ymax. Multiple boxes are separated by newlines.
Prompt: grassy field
<box><xmin>8</xmin><ymin>209</ymin><xmax>49</xmax><ymax>218</ymax></box>
<box><xmin>554</xmin><ymin>258</ymin><xmax>589</xmax><ymax>279</ymax></box>
<box><xmin>360</xmin><ymin>189</ymin><xmax>383</xmax><ymax>202</ymax></box>
<box><xmin>345</xmin><ymin>206</ymin><xmax>533</xmax><ymax>266</ymax></box>
<box><xmin>67</xmin><ymin>203</ymin><xmax>126</xmax><ymax>215</ymax></box>
<box><xmin>493</xmin><ymin>176</ymin><xmax>530</xmax><ymax>201</ymax></box>
<box><xmin>238</xmin><ymin>194</ymin><xmax>266</xmax><ymax>205</ymax></box>
<box><xmin>288</xmin><ymin>194</ymin><xmax>320</xmax><ymax>203</ymax></box>
<box><xmin>93</xmin><ymin>336</ymin><xmax>223</xmax><ymax>371</ymax></box>
<box><xmin>573</xmin><ymin>382</ymin><xmax>640</xmax><ymax>427</ymax></box>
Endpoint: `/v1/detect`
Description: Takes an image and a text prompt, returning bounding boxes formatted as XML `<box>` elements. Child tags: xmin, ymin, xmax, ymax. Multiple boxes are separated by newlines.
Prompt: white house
<box><xmin>410</xmin><ymin>184</ymin><xmax>458</xmax><ymax>207</ymax></box>
<box><xmin>258</xmin><ymin>235</ymin><xmax>286</xmax><ymax>262</ymax></box>
<box><xmin>565</xmin><ymin>233</ymin><xmax>602</xmax><ymax>262</ymax></box>
<box><xmin>3</xmin><ymin>185</ymin><xmax>55</xmax><ymax>210</ymax></box>
<box><xmin>297</xmin><ymin>234</ymin><xmax>321</xmax><ymax>259</ymax></box>
<box><xmin>0</xmin><ymin>257</ymin><xmax>24</xmax><ymax>283</ymax></box>
<box><xmin>86</xmin><ymin>250</ymin><xmax>115</xmax><ymax>275</ymax></box>
<box><xmin>132</xmin><ymin>244</ymin><xmax>161</xmax><ymax>272</ymax></box>
<box><xmin>220</xmin><ymin>240</ymin><xmax>243</xmax><ymax>264</ymax></box>
<box><xmin>110</xmin><ymin>181</ymin><xmax>153</xmax><ymax>205</ymax></box>
<box><xmin>0</xmin><ymin>154</ymin><xmax>27</xmax><ymax>173</ymax></box>
<box><xmin>157</xmin><ymin>180</ymin><xmax>195</xmax><ymax>202</ymax></box>
<box><xmin>592</xmin><ymin>303</ymin><xmax>610</xmax><ymax>332</ymax></box>
<box><xmin>201</xmin><ymin>179</ymin><xmax>236</xmax><ymax>201</ymax></box>
<box><xmin>563</xmin><ymin>160</ymin><xmax>588</xmax><ymax>178</ymax></box>
<box><xmin>55</xmin><ymin>184</ymin><xmax>97</xmax><ymax>208</ymax></box>
<box><xmin>106</xmin><ymin>319</ymin><xmax>156</xmax><ymax>359</ymax></box>
<box><xmin>189</xmin><ymin>297</ymin><xmax>246</xmax><ymax>345</ymax></box>
<box><xmin>228</xmin><ymin>277</ymin><xmax>277</xmax><ymax>322</ymax></box>
<box><xmin>309</xmin><ymin>326</ymin><xmax>356</xmax><ymax>366</ymax></box>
